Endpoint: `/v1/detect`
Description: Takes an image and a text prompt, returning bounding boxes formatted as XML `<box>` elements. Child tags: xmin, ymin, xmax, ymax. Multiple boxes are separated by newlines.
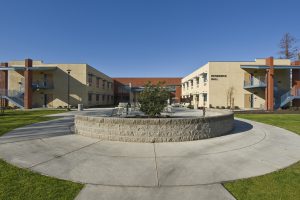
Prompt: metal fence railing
<box><xmin>244</xmin><ymin>76</ymin><xmax>266</xmax><ymax>88</ymax></box>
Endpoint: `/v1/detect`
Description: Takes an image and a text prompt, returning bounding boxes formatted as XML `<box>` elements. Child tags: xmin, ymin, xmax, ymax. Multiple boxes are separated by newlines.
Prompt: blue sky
<box><xmin>0</xmin><ymin>0</ymin><xmax>299</xmax><ymax>77</ymax></box>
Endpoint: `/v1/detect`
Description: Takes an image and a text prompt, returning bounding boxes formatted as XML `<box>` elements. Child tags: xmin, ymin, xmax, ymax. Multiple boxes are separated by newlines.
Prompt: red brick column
<box><xmin>265</xmin><ymin>57</ymin><xmax>274</xmax><ymax>111</ymax></box>
<box><xmin>0</xmin><ymin>62</ymin><xmax>8</xmax><ymax>107</ymax></box>
<box><xmin>175</xmin><ymin>86</ymin><xmax>181</xmax><ymax>103</ymax></box>
<box><xmin>24</xmin><ymin>59</ymin><xmax>33</xmax><ymax>109</ymax></box>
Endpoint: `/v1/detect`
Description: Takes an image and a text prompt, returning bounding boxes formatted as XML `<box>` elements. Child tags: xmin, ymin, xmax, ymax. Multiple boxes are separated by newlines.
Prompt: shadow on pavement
<box><xmin>230</xmin><ymin>119</ymin><xmax>253</xmax><ymax>134</ymax></box>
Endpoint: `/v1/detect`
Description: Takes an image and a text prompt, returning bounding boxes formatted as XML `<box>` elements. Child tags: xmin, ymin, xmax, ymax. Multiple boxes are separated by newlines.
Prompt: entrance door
<box><xmin>244</xmin><ymin>94</ymin><xmax>251</xmax><ymax>108</ymax></box>
<box><xmin>250</xmin><ymin>94</ymin><xmax>254</xmax><ymax>108</ymax></box>
<box><xmin>250</xmin><ymin>73</ymin><xmax>254</xmax><ymax>85</ymax></box>
<box><xmin>44</xmin><ymin>94</ymin><xmax>47</xmax><ymax>107</ymax></box>
<box><xmin>44</xmin><ymin>94</ymin><xmax>53</xmax><ymax>108</ymax></box>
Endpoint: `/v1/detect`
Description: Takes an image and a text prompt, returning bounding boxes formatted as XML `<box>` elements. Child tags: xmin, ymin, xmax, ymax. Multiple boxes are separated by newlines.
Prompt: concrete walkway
<box><xmin>0</xmin><ymin>109</ymin><xmax>299</xmax><ymax>200</ymax></box>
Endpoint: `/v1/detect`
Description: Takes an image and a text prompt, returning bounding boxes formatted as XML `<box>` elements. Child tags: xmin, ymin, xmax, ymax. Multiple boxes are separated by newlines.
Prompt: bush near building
<box><xmin>138</xmin><ymin>82</ymin><xmax>170</xmax><ymax>117</ymax></box>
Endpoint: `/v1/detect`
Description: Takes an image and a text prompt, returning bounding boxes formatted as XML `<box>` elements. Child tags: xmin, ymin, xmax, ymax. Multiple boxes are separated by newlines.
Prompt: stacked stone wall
<box><xmin>75</xmin><ymin>111</ymin><xmax>234</xmax><ymax>143</ymax></box>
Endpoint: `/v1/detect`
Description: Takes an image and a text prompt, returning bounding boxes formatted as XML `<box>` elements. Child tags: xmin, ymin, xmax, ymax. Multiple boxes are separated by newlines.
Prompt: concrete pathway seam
<box><xmin>153</xmin><ymin>143</ymin><xmax>160</xmax><ymax>186</ymax></box>
<box><xmin>28</xmin><ymin>140</ymin><xmax>102</xmax><ymax>169</ymax></box>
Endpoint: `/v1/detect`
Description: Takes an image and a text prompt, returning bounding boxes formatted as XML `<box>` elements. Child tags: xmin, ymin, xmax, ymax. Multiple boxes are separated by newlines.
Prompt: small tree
<box><xmin>226</xmin><ymin>86</ymin><xmax>235</xmax><ymax>108</ymax></box>
<box><xmin>279</xmin><ymin>33</ymin><xmax>298</xmax><ymax>59</ymax></box>
<box><xmin>138</xmin><ymin>81</ymin><xmax>169</xmax><ymax>117</ymax></box>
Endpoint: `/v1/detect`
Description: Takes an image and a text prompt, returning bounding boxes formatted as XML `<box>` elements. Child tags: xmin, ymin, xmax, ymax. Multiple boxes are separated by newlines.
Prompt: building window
<box><xmin>203</xmin><ymin>93</ymin><xmax>207</xmax><ymax>102</ymax></box>
<box><xmin>88</xmin><ymin>93</ymin><xmax>92</xmax><ymax>102</ymax></box>
<box><xmin>96</xmin><ymin>78</ymin><xmax>100</xmax><ymax>88</ymax></box>
<box><xmin>96</xmin><ymin>94</ymin><xmax>99</xmax><ymax>101</ymax></box>
<box><xmin>203</xmin><ymin>74</ymin><xmax>208</xmax><ymax>82</ymax></box>
<box><xmin>88</xmin><ymin>74</ymin><xmax>93</xmax><ymax>86</ymax></box>
<box><xmin>102</xmin><ymin>95</ymin><xmax>105</xmax><ymax>101</ymax></box>
<box><xmin>107</xmin><ymin>82</ymin><xmax>110</xmax><ymax>89</ymax></box>
<box><xmin>102</xmin><ymin>80</ymin><xmax>106</xmax><ymax>89</ymax></box>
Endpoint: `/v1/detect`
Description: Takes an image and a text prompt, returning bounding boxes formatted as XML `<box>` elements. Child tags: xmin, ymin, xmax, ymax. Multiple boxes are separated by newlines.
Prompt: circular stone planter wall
<box><xmin>74</xmin><ymin>110</ymin><xmax>234</xmax><ymax>143</ymax></box>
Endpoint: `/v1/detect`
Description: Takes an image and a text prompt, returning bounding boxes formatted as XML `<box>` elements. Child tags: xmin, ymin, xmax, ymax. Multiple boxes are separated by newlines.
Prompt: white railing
<box><xmin>244</xmin><ymin>76</ymin><xmax>266</xmax><ymax>87</ymax></box>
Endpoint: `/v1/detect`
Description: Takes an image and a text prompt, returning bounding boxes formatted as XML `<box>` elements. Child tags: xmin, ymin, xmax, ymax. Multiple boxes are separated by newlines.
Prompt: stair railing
<box><xmin>280</xmin><ymin>90</ymin><xmax>291</xmax><ymax>105</ymax></box>
<box><xmin>0</xmin><ymin>89</ymin><xmax>24</xmax><ymax>107</ymax></box>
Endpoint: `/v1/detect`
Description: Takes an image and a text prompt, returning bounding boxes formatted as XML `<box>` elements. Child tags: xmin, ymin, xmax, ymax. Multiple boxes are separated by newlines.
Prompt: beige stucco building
<box><xmin>0</xmin><ymin>59</ymin><xmax>114</xmax><ymax>109</ymax></box>
<box><xmin>182</xmin><ymin>58</ymin><xmax>300</xmax><ymax>110</ymax></box>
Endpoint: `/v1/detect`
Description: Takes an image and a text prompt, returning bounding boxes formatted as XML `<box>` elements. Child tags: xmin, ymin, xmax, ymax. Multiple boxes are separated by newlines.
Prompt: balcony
<box><xmin>244</xmin><ymin>76</ymin><xmax>266</xmax><ymax>89</ymax></box>
<box><xmin>32</xmin><ymin>81</ymin><xmax>54</xmax><ymax>90</ymax></box>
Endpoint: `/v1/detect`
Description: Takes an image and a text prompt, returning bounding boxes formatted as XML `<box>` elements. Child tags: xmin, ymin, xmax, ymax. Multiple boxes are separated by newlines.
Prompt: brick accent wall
<box><xmin>291</xmin><ymin>61</ymin><xmax>300</xmax><ymax>106</ymax></box>
<box><xmin>0</xmin><ymin>62</ymin><xmax>8</xmax><ymax>107</ymax></box>
<box><xmin>113</xmin><ymin>77</ymin><xmax>182</xmax><ymax>103</ymax></box>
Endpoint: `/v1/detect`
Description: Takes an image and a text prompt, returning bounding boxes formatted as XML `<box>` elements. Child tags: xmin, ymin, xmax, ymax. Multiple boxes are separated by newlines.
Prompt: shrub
<box><xmin>216</xmin><ymin>106</ymin><xmax>220</xmax><ymax>109</ymax></box>
<box><xmin>234</xmin><ymin>106</ymin><xmax>240</xmax><ymax>109</ymax></box>
<box><xmin>138</xmin><ymin>81</ymin><xmax>170</xmax><ymax>117</ymax></box>
<box><xmin>221</xmin><ymin>106</ymin><xmax>225</xmax><ymax>109</ymax></box>
<box><xmin>289</xmin><ymin>107</ymin><xmax>299</xmax><ymax>111</ymax></box>
<box><xmin>187</xmin><ymin>104</ymin><xmax>194</xmax><ymax>109</ymax></box>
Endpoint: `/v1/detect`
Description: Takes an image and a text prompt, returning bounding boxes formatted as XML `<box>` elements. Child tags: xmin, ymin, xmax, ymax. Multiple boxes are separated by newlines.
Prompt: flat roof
<box><xmin>241</xmin><ymin>65</ymin><xmax>300</xmax><ymax>69</ymax></box>
<box><xmin>0</xmin><ymin>66</ymin><xmax>57</xmax><ymax>71</ymax></box>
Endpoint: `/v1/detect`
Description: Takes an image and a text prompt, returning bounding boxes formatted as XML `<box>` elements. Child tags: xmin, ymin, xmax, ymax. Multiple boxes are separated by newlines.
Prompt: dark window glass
<box><xmin>96</xmin><ymin>78</ymin><xmax>100</xmax><ymax>88</ymax></box>
<box><xmin>88</xmin><ymin>74</ymin><xmax>93</xmax><ymax>86</ymax></box>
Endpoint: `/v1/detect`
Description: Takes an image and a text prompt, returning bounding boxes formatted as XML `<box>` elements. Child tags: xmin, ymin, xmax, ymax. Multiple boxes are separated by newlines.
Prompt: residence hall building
<box><xmin>0</xmin><ymin>59</ymin><xmax>114</xmax><ymax>109</ymax></box>
<box><xmin>182</xmin><ymin>57</ymin><xmax>300</xmax><ymax>111</ymax></box>
<box><xmin>113</xmin><ymin>78</ymin><xmax>182</xmax><ymax>105</ymax></box>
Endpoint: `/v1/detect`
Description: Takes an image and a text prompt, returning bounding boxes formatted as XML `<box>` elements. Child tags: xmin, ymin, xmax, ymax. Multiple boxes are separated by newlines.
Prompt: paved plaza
<box><xmin>0</xmin><ymin>108</ymin><xmax>299</xmax><ymax>200</ymax></box>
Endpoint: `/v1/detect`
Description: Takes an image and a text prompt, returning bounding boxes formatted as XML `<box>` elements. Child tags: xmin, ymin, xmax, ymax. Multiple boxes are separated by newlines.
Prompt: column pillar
<box><xmin>265</xmin><ymin>57</ymin><xmax>274</xmax><ymax>111</ymax></box>
<box><xmin>24</xmin><ymin>59</ymin><xmax>33</xmax><ymax>109</ymax></box>
<box><xmin>0</xmin><ymin>62</ymin><xmax>8</xmax><ymax>107</ymax></box>
<box><xmin>128</xmin><ymin>82</ymin><xmax>134</xmax><ymax>105</ymax></box>
<box><xmin>193</xmin><ymin>94</ymin><xmax>198</xmax><ymax>109</ymax></box>
<box><xmin>194</xmin><ymin>77</ymin><xmax>198</xmax><ymax>88</ymax></box>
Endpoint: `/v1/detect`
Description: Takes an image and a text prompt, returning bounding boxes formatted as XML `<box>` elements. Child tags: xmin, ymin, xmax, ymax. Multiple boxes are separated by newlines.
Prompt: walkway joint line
<box><xmin>28</xmin><ymin>140</ymin><xmax>102</xmax><ymax>169</ymax></box>
<box><xmin>153</xmin><ymin>143</ymin><xmax>160</xmax><ymax>187</ymax></box>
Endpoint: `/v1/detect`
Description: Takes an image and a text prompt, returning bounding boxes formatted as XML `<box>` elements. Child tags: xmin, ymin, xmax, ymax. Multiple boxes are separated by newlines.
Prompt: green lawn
<box><xmin>224</xmin><ymin>114</ymin><xmax>300</xmax><ymax>200</ymax></box>
<box><xmin>0</xmin><ymin>110</ymin><xmax>83</xmax><ymax>200</ymax></box>
<box><xmin>235</xmin><ymin>114</ymin><xmax>300</xmax><ymax>136</ymax></box>
<box><xmin>0</xmin><ymin>110</ymin><xmax>66</xmax><ymax>136</ymax></box>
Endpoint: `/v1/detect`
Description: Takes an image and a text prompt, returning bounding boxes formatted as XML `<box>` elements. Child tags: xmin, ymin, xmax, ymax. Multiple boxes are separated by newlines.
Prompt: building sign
<box><xmin>211</xmin><ymin>75</ymin><xmax>227</xmax><ymax>80</ymax></box>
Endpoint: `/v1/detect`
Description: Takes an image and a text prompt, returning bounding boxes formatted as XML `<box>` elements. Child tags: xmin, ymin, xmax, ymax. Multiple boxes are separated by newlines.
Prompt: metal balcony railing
<box><xmin>32</xmin><ymin>81</ymin><xmax>54</xmax><ymax>89</ymax></box>
<box><xmin>244</xmin><ymin>76</ymin><xmax>266</xmax><ymax>88</ymax></box>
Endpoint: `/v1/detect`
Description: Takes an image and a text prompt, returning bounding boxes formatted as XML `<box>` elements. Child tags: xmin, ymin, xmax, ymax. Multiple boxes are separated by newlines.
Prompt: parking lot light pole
<box><xmin>67</xmin><ymin>69</ymin><xmax>71</xmax><ymax>110</ymax></box>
